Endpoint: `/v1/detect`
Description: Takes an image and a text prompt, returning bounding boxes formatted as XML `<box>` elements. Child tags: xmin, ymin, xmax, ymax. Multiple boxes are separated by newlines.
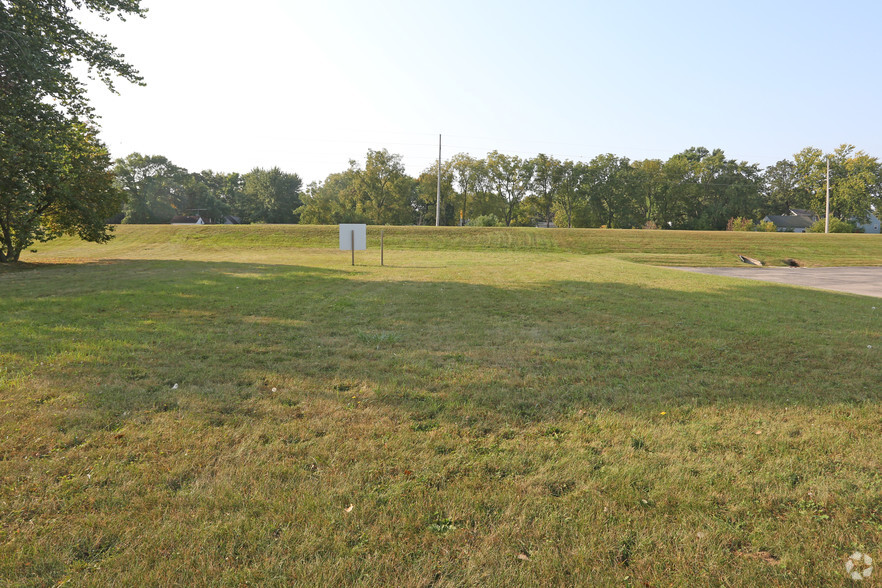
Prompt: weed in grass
<box><xmin>356</xmin><ymin>330</ymin><xmax>401</xmax><ymax>346</ymax></box>
<box><xmin>411</xmin><ymin>421</ymin><xmax>437</xmax><ymax>432</ymax></box>
<box><xmin>428</xmin><ymin>514</ymin><xmax>457</xmax><ymax>534</ymax></box>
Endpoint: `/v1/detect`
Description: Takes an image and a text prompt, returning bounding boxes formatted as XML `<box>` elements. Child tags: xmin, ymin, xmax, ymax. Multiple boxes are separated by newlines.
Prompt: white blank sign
<box><xmin>339</xmin><ymin>224</ymin><xmax>367</xmax><ymax>250</ymax></box>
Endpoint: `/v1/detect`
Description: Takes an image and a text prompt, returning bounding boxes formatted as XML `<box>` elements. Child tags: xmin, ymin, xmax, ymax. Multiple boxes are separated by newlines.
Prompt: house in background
<box><xmin>764</xmin><ymin>207</ymin><xmax>881</xmax><ymax>233</ymax></box>
<box><xmin>170</xmin><ymin>215</ymin><xmax>204</xmax><ymax>225</ymax></box>
<box><xmin>854</xmin><ymin>212</ymin><xmax>881</xmax><ymax>234</ymax></box>
<box><xmin>788</xmin><ymin>209</ymin><xmax>818</xmax><ymax>222</ymax></box>
<box><xmin>762</xmin><ymin>208</ymin><xmax>817</xmax><ymax>233</ymax></box>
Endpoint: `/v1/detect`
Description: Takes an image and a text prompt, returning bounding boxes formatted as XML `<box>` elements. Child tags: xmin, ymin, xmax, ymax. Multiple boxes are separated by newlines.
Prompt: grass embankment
<box><xmin>16</xmin><ymin>223</ymin><xmax>882</xmax><ymax>267</ymax></box>
<box><xmin>1</xmin><ymin>227</ymin><xmax>881</xmax><ymax>585</ymax></box>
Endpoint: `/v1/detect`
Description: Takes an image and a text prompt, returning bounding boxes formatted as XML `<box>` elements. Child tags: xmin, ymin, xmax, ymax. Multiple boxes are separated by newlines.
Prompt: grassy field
<box><xmin>2</xmin><ymin>226</ymin><xmax>882</xmax><ymax>585</ymax></box>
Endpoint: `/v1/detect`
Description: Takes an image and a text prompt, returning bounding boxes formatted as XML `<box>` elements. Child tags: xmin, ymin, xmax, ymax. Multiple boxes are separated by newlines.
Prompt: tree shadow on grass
<box><xmin>2</xmin><ymin>259</ymin><xmax>879</xmax><ymax>434</ymax></box>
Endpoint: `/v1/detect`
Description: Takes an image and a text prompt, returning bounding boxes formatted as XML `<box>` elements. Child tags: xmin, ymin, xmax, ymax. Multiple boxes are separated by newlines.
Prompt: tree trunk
<box><xmin>1</xmin><ymin>222</ymin><xmax>15</xmax><ymax>262</ymax></box>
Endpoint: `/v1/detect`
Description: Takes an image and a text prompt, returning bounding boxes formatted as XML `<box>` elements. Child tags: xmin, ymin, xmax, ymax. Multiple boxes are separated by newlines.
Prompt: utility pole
<box><xmin>436</xmin><ymin>134</ymin><xmax>441</xmax><ymax>227</ymax></box>
<box><xmin>825</xmin><ymin>155</ymin><xmax>830</xmax><ymax>234</ymax></box>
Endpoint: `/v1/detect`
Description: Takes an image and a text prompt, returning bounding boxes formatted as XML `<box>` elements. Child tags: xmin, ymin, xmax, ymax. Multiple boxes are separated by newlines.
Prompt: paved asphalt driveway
<box><xmin>671</xmin><ymin>266</ymin><xmax>882</xmax><ymax>298</ymax></box>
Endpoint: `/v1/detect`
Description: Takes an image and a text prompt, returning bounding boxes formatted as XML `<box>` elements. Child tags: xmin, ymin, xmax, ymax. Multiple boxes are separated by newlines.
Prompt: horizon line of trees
<box><xmin>114</xmin><ymin>144</ymin><xmax>882</xmax><ymax>231</ymax></box>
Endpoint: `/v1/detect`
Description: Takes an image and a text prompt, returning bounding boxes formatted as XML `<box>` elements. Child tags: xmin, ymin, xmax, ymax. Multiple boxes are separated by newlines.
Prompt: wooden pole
<box><xmin>381</xmin><ymin>229</ymin><xmax>384</xmax><ymax>266</ymax></box>
<box><xmin>351</xmin><ymin>229</ymin><xmax>354</xmax><ymax>266</ymax></box>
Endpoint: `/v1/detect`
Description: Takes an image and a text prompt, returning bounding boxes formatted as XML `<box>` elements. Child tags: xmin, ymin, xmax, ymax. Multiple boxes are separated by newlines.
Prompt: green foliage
<box><xmin>415</xmin><ymin>163</ymin><xmax>455</xmax><ymax>226</ymax></box>
<box><xmin>115</xmin><ymin>154</ymin><xmax>185</xmax><ymax>223</ymax></box>
<box><xmin>354</xmin><ymin>149</ymin><xmax>415</xmax><ymax>225</ymax></box>
<box><xmin>114</xmin><ymin>156</ymin><xmax>303</xmax><ymax>225</ymax></box>
<box><xmin>794</xmin><ymin>145</ymin><xmax>882</xmax><ymax>223</ymax></box>
<box><xmin>726</xmin><ymin>217</ymin><xmax>754</xmax><ymax>231</ymax></box>
<box><xmin>664</xmin><ymin>148</ymin><xmax>762</xmax><ymax>230</ymax></box>
<box><xmin>522</xmin><ymin>153</ymin><xmax>559</xmax><ymax>225</ymax></box>
<box><xmin>763</xmin><ymin>159</ymin><xmax>810</xmax><ymax>214</ymax></box>
<box><xmin>297</xmin><ymin>151</ymin><xmax>417</xmax><ymax>225</ymax></box>
<box><xmin>584</xmin><ymin>153</ymin><xmax>636</xmax><ymax>228</ymax></box>
<box><xmin>486</xmin><ymin>150</ymin><xmax>533</xmax><ymax>226</ymax></box>
<box><xmin>630</xmin><ymin>158</ymin><xmax>667</xmax><ymax>228</ymax></box>
<box><xmin>809</xmin><ymin>217</ymin><xmax>855</xmax><ymax>233</ymax></box>
<box><xmin>757</xmin><ymin>220</ymin><xmax>777</xmax><ymax>232</ymax></box>
<box><xmin>297</xmin><ymin>168</ymin><xmax>366</xmax><ymax>225</ymax></box>
<box><xmin>449</xmin><ymin>153</ymin><xmax>483</xmax><ymax>225</ymax></box>
<box><xmin>109</xmin><ymin>142</ymin><xmax>882</xmax><ymax>236</ymax></box>
<box><xmin>0</xmin><ymin>0</ymin><xmax>145</xmax><ymax>261</ymax></box>
<box><xmin>552</xmin><ymin>160</ymin><xmax>587</xmax><ymax>228</ymax></box>
<box><xmin>241</xmin><ymin>167</ymin><xmax>302</xmax><ymax>223</ymax></box>
<box><xmin>0</xmin><ymin>0</ymin><xmax>146</xmax><ymax>118</ymax></box>
<box><xmin>0</xmin><ymin>105</ymin><xmax>124</xmax><ymax>261</ymax></box>
<box><xmin>466</xmin><ymin>214</ymin><xmax>503</xmax><ymax>227</ymax></box>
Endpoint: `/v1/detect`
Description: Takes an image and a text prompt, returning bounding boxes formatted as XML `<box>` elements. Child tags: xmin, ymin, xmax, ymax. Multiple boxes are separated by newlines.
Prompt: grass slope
<box><xmin>1</xmin><ymin>228</ymin><xmax>881</xmax><ymax>585</ymax></box>
<box><xmin>14</xmin><ymin>223</ymin><xmax>882</xmax><ymax>267</ymax></box>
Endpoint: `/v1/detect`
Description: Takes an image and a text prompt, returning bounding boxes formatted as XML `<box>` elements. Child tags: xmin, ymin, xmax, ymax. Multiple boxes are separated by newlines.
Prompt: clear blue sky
<box><xmin>83</xmin><ymin>0</ymin><xmax>882</xmax><ymax>184</ymax></box>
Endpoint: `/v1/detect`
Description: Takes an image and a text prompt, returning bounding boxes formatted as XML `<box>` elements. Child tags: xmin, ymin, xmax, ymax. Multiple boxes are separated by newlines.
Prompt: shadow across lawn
<box><xmin>2</xmin><ymin>259</ymin><xmax>879</xmax><ymax>432</ymax></box>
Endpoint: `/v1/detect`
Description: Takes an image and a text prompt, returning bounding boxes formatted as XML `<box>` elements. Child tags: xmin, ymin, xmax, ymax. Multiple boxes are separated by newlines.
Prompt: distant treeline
<box><xmin>114</xmin><ymin>145</ymin><xmax>881</xmax><ymax>230</ymax></box>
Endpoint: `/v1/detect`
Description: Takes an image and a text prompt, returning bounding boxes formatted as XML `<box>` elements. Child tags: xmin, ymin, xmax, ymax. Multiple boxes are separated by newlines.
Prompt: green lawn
<box><xmin>2</xmin><ymin>226</ymin><xmax>881</xmax><ymax>585</ymax></box>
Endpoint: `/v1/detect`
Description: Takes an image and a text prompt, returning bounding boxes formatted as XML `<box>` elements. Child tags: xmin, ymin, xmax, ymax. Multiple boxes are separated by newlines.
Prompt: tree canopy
<box><xmin>288</xmin><ymin>144</ymin><xmax>881</xmax><ymax>232</ymax></box>
<box><xmin>0</xmin><ymin>0</ymin><xmax>145</xmax><ymax>261</ymax></box>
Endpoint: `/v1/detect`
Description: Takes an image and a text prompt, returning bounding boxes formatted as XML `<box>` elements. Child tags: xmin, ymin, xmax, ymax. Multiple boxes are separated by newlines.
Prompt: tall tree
<box><xmin>583</xmin><ymin>153</ymin><xmax>635</xmax><ymax>228</ymax></box>
<box><xmin>551</xmin><ymin>160</ymin><xmax>586</xmax><ymax>228</ymax></box>
<box><xmin>486</xmin><ymin>151</ymin><xmax>533</xmax><ymax>226</ymax></box>
<box><xmin>351</xmin><ymin>149</ymin><xmax>414</xmax><ymax>225</ymax></box>
<box><xmin>0</xmin><ymin>0</ymin><xmax>146</xmax><ymax>261</ymax></box>
<box><xmin>762</xmin><ymin>159</ymin><xmax>809</xmax><ymax>215</ymax></box>
<box><xmin>195</xmin><ymin>170</ymin><xmax>246</xmax><ymax>220</ymax></box>
<box><xmin>297</xmin><ymin>167</ymin><xmax>364</xmax><ymax>225</ymax></box>
<box><xmin>176</xmin><ymin>173</ymin><xmax>231</xmax><ymax>223</ymax></box>
<box><xmin>0</xmin><ymin>114</ymin><xmax>124</xmax><ymax>261</ymax></box>
<box><xmin>825</xmin><ymin>145</ymin><xmax>881</xmax><ymax>222</ymax></box>
<box><xmin>415</xmin><ymin>163</ymin><xmax>454</xmax><ymax>226</ymax></box>
<box><xmin>629</xmin><ymin>159</ymin><xmax>668</xmax><ymax>228</ymax></box>
<box><xmin>115</xmin><ymin>153</ymin><xmax>185</xmax><ymax>223</ymax></box>
<box><xmin>450</xmin><ymin>153</ymin><xmax>481</xmax><ymax>226</ymax></box>
<box><xmin>525</xmin><ymin>154</ymin><xmax>560</xmax><ymax>225</ymax></box>
<box><xmin>241</xmin><ymin>167</ymin><xmax>303</xmax><ymax>223</ymax></box>
<box><xmin>664</xmin><ymin>147</ymin><xmax>761</xmax><ymax>230</ymax></box>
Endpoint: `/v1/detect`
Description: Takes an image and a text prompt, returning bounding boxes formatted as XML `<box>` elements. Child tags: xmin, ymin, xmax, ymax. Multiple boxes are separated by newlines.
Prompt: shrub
<box><xmin>727</xmin><ymin>217</ymin><xmax>754</xmax><ymax>231</ymax></box>
<box><xmin>756</xmin><ymin>220</ymin><xmax>777</xmax><ymax>232</ymax></box>
<box><xmin>809</xmin><ymin>218</ymin><xmax>855</xmax><ymax>233</ymax></box>
<box><xmin>467</xmin><ymin>214</ymin><xmax>503</xmax><ymax>227</ymax></box>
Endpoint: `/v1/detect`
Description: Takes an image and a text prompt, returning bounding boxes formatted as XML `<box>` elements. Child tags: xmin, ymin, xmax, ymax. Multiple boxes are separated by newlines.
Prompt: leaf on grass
<box><xmin>344</xmin><ymin>504</ymin><xmax>353</xmax><ymax>513</ymax></box>
<box><xmin>517</xmin><ymin>552</ymin><xmax>530</xmax><ymax>561</ymax></box>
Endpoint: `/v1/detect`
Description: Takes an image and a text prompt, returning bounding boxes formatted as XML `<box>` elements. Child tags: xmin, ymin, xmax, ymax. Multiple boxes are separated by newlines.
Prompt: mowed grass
<box><xmin>17</xmin><ymin>223</ymin><xmax>882</xmax><ymax>267</ymax></box>
<box><xmin>2</xmin><ymin>227</ymin><xmax>882</xmax><ymax>585</ymax></box>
